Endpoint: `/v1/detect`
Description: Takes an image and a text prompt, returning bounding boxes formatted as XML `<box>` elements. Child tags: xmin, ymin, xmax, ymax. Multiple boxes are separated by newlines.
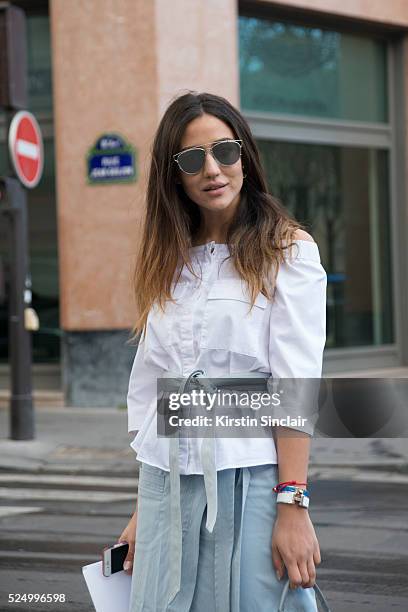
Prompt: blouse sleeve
<box><xmin>267</xmin><ymin>241</ymin><xmax>327</xmax><ymax>433</ymax></box>
<box><xmin>127</xmin><ymin>334</ymin><xmax>161</xmax><ymax>433</ymax></box>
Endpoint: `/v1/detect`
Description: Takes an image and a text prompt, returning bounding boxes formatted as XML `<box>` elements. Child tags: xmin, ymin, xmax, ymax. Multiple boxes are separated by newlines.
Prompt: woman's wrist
<box><xmin>277</xmin><ymin>501</ymin><xmax>308</xmax><ymax>515</ymax></box>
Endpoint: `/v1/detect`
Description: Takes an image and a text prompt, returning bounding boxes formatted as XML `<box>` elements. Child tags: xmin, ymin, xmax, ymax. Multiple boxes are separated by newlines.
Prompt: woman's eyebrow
<box><xmin>179</xmin><ymin>138</ymin><xmax>233</xmax><ymax>153</ymax></box>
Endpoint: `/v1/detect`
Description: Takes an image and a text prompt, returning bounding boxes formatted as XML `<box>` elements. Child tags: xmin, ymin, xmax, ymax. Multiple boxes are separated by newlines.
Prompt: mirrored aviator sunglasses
<box><xmin>173</xmin><ymin>139</ymin><xmax>242</xmax><ymax>175</ymax></box>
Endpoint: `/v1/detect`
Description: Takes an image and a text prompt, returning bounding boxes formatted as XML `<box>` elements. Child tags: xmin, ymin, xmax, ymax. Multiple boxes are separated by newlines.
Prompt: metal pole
<box><xmin>0</xmin><ymin>4</ymin><xmax>34</xmax><ymax>439</ymax></box>
<box><xmin>0</xmin><ymin>176</ymin><xmax>34</xmax><ymax>440</ymax></box>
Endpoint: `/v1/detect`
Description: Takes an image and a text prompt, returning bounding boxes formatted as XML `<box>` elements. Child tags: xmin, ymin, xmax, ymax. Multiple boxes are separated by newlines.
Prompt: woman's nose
<box><xmin>203</xmin><ymin>151</ymin><xmax>221</xmax><ymax>176</ymax></box>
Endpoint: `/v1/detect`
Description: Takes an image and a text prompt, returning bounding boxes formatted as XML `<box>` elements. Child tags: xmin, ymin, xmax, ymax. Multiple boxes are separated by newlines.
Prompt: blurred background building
<box><xmin>1</xmin><ymin>0</ymin><xmax>408</xmax><ymax>408</ymax></box>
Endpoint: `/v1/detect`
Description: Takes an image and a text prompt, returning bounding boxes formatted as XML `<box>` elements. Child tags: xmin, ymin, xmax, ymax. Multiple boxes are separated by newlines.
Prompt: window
<box><xmin>239</xmin><ymin>13</ymin><xmax>394</xmax><ymax>354</ymax></box>
<box><xmin>239</xmin><ymin>17</ymin><xmax>388</xmax><ymax>122</ymax></box>
<box><xmin>257</xmin><ymin>140</ymin><xmax>393</xmax><ymax>348</ymax></box>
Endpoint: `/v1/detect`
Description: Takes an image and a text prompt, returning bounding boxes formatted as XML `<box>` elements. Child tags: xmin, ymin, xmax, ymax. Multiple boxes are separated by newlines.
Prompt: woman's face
<box><xmin>177</xmin><ymin>113</ymin><xmax>244</xmax><ymax>213</ymax></box>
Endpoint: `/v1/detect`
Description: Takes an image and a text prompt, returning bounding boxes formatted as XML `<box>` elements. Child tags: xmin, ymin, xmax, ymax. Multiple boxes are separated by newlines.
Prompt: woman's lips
<box><xmin>204</xmin><ymin>184</ymin><xmax>227</xmax><ymax>196</ymax></box>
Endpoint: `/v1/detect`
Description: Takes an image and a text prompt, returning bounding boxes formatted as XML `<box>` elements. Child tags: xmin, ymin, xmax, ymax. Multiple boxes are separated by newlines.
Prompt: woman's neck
<box><xmin>192</xmin><ymin>229</ymin><xmax>229</xmax><ymax>247</ymax></box>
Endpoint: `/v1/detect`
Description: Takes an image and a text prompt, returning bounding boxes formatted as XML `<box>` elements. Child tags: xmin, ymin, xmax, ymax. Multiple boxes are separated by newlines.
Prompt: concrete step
<box><xmin>0</xmin><ymin>389</ymin><xmax>64</xmax><ymax>409</ymax></box>
<box><xmin>0</xmin><ymin>363</ymin><xmax>61</xmax><ymax>391</ymax></box>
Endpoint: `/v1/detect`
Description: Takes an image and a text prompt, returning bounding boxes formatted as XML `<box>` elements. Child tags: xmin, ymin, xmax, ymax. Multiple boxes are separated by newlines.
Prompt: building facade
<box><xmin>1</xmin><ymin>0</ymin><xmax>408</xmax><ymax>407</ymax></box>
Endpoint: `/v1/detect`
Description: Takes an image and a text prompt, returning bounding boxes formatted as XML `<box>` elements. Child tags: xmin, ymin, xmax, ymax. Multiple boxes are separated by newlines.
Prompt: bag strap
<box><xmin>278</xmin><ymin>579</ymin><xmax>332</xmax><ymax>612</ymax></box>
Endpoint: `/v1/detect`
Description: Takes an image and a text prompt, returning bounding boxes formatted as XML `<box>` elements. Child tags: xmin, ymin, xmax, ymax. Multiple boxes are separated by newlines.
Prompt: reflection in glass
<box><xmin>239</xmin><ymin>16</ymin><xmax>388</xmax><ymax>122</ymax></box>
<box><xmin>257</xmin><ymin>140</ymin><xmax>393</xmax><ymax>348</ymax></box>
<box><xmin>27</xmin><ymin>15</ymin><xmax>53</xmax><ymax>112</ymax></box>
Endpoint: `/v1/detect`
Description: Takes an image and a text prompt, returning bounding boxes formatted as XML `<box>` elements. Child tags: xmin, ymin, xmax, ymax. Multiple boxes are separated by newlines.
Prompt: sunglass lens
<box><xmin>178</xmin><ymin>149</ymin><xmax>205</xmax><ymax>174</ymax></box>
<box><xmin>213</xmin><ymin>141</ymin><xmax>241</xmax><ymax>165</ymax></box>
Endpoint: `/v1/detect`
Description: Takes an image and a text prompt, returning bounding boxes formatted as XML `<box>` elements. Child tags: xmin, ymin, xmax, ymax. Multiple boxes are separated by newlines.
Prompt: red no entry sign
<box><xmin>8</xmin><ymin>110</ymin><xmax>44</xmax><ymax>189</ymax></box>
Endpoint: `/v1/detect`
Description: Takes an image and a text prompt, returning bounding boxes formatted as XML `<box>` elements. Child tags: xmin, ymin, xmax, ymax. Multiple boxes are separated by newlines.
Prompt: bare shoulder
<box><xmin>293</xmin><ymin>229</ymin><xmax>316</xmax><ymax>243</ymax></box>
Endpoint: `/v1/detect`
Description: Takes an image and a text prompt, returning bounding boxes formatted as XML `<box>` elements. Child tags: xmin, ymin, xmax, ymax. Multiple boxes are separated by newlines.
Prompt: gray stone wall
<box><xmin>62</xmin><ymin>330</ymin><xmax>139</xmax><ymax>408</ymax></box>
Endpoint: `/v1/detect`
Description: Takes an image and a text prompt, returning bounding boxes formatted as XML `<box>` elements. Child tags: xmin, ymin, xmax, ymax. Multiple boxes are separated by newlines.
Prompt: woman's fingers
<box><xmin>117</xmin><ymin>515</ymin><xmax>137</xmax><ymax>575</ymax></box>
<box><xmin>123</xmin><ymin>540</ymin><xmax>135</xmax><ymax>574</ymax></box>
<box><xmin>286</xmin><ymin>561</ymin><xmax>303</xmax><ymax>589</ymax></box>
<box><xmin>121</xmin><ymin>533</ymin><xmax>135</xmax><ymax>574</ymax></box>
<box><xmin>313</xmin><ymin>542</ymin><xmax>322</xmax><ymax>566</ymax></box>
<box><xmin>280</xmin><ymin>550</ymin><xmax>317</xmax><ymax>589</ymax></box>
<box><xmin>123</xmin><ymin>528</ymin><xmax>136</xmax><ymax>574</ymax></box>
<box><xmin>302</xmin><ymin>557</ymin><xmax>316</xmax><ymax>588</ymax></box>
<box><xmin>271</xmin><ymin>542</ymin><xmax>285</xmax><ymax>580</ymax></box>
<box><xmin>297</xmin><ymin>558</ymin><xmax>311</xmax><ymax>588</ymax></box>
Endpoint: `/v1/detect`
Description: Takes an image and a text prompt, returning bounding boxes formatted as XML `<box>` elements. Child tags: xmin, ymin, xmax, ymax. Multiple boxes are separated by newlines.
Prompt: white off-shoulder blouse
<box><xmin>127</xmin><ymin>239</ymin><xmax>327</xmax><ymax>474</ymax></box>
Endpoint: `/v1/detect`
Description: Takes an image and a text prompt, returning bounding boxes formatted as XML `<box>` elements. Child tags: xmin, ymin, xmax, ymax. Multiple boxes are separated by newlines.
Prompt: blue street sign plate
<box><xmin>87</xmin><ymin>133</ymin><xmax>137</xmax><ymax>184</ymax></box>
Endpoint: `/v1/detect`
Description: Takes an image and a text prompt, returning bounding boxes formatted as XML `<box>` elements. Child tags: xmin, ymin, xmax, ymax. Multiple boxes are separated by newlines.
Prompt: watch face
<box><xmin>300</xmin><ymin>495</ymin><xmax>310</xmax><ymax>508</ymax></box>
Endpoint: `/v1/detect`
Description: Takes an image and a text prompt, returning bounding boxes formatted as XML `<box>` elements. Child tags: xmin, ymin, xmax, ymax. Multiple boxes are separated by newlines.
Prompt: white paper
<box><xmin>82</xmin><ymin>560</ymin><xmax>132</xmax><ymax>612</ymax></box>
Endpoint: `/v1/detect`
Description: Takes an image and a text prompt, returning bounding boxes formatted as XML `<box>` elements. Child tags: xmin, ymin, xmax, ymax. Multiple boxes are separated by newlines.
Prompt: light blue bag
<box><xmin>278</xmin><ymin>579</ymin><xmax>332</xmax><ymax>612</ymax></box>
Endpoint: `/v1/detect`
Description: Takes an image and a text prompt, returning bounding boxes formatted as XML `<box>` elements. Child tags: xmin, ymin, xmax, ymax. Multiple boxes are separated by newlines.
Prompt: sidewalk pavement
<box><xmin>0</xmin><ymin>405</ymin><xmax>136</xmax><ymax>475</ymax></box>
<box><xmin>0</xmin><ymin>405</ymin><xmax>408</xmax><ymax>482</ymax></box>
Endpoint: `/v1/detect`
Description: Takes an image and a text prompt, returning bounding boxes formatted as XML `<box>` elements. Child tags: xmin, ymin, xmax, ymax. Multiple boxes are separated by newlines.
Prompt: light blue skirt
<box><xmin>129</xmin><ymin>462</ymin><xmax>318</xmax><ymax>612</ymax></box>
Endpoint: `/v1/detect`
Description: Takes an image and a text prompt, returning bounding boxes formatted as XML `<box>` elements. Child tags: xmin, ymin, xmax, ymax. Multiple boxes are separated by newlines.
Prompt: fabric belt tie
<box><xmin>162</xmin><ymin>369</ymin><xmax>271</xmax><ymax>606</ymax></box>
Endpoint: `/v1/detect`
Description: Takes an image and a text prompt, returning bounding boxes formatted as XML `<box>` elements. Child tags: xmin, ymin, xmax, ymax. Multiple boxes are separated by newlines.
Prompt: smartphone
<box><xmin>102</xmin><ymin>542</ymin><xmax>129</xmax><ymax>577</ymax></box>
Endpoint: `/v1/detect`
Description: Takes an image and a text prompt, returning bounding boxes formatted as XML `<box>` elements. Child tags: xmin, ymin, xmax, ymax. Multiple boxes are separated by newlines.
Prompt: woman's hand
<box><xmin>117</xmin><ymin>510</ymin><xmax>138</xmax><ymax>575</ymax></box>
<box><xmin>272</xmin><ymin>504</ymin><xmax>321</xmax><ymax>589</ymax></box>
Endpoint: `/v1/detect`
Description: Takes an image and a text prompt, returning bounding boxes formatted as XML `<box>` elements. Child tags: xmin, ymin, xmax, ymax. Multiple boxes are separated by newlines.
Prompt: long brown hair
<box><xmin>129</xmin><ymin>91</ymin><xmax>304</xmax><ymax>344</ymax></box>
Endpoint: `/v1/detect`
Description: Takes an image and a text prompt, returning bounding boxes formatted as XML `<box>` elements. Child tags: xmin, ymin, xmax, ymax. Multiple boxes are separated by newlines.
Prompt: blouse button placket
<box><xmin>182</xmin><ymin>242</ymin><xmax>217</xmax><ymax>472</ymax></box>
<box><xmin>180</xmin><ymin>308</ymin><xmax>194</xmax><ymax>370</ymax></box>
<box><xmin>202</xmin><ymin>241</ymin><xmax>217</xmax><ymax>283</ymax></box>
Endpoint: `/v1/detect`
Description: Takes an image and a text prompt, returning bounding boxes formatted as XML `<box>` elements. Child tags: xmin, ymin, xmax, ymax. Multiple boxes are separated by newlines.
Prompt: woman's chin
<box><xmin>199</xmin><ymin>194</ymin><xmax>239</xmax><ymax>211</ymax></box>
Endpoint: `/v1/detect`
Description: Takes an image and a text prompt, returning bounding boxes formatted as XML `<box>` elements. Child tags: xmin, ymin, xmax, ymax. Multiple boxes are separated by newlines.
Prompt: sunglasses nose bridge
<box><xmin>202</xmin><ymin>147</ymin><xmax>222</xmax><ymax>174</ymax></box>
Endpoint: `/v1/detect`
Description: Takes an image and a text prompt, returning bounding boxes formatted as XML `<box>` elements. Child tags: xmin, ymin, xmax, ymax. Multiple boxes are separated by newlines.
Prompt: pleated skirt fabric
<box><xmin>128</xmin><ymin>461</ymin><xmax>318</xmax><ymax>612</ymax></box>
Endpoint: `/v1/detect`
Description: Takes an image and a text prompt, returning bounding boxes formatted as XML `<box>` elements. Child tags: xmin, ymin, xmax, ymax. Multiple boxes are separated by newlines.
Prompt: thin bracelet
<box><xmin>273</xmin><ymin>480</ymin><xmax>308</xmax><ymax>493</ymax></box>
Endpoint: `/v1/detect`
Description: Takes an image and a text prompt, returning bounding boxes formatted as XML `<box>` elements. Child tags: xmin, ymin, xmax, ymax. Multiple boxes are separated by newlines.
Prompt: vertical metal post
<box><xmin>0</xmin><ymin>177</ymin><xmax>34</xmax><ymax>440</ymax></box>
<box><xmin>0</xmin><ymin>4</ymin><xmax>34</xmax><ymax>439</ymax></box>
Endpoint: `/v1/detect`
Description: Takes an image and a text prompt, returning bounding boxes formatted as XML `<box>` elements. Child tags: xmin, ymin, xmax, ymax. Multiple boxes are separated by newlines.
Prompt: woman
<box><xmin>118</xmin><ymin>91</ymin><xmax>327</xmax><ymax>611</ymax></box>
